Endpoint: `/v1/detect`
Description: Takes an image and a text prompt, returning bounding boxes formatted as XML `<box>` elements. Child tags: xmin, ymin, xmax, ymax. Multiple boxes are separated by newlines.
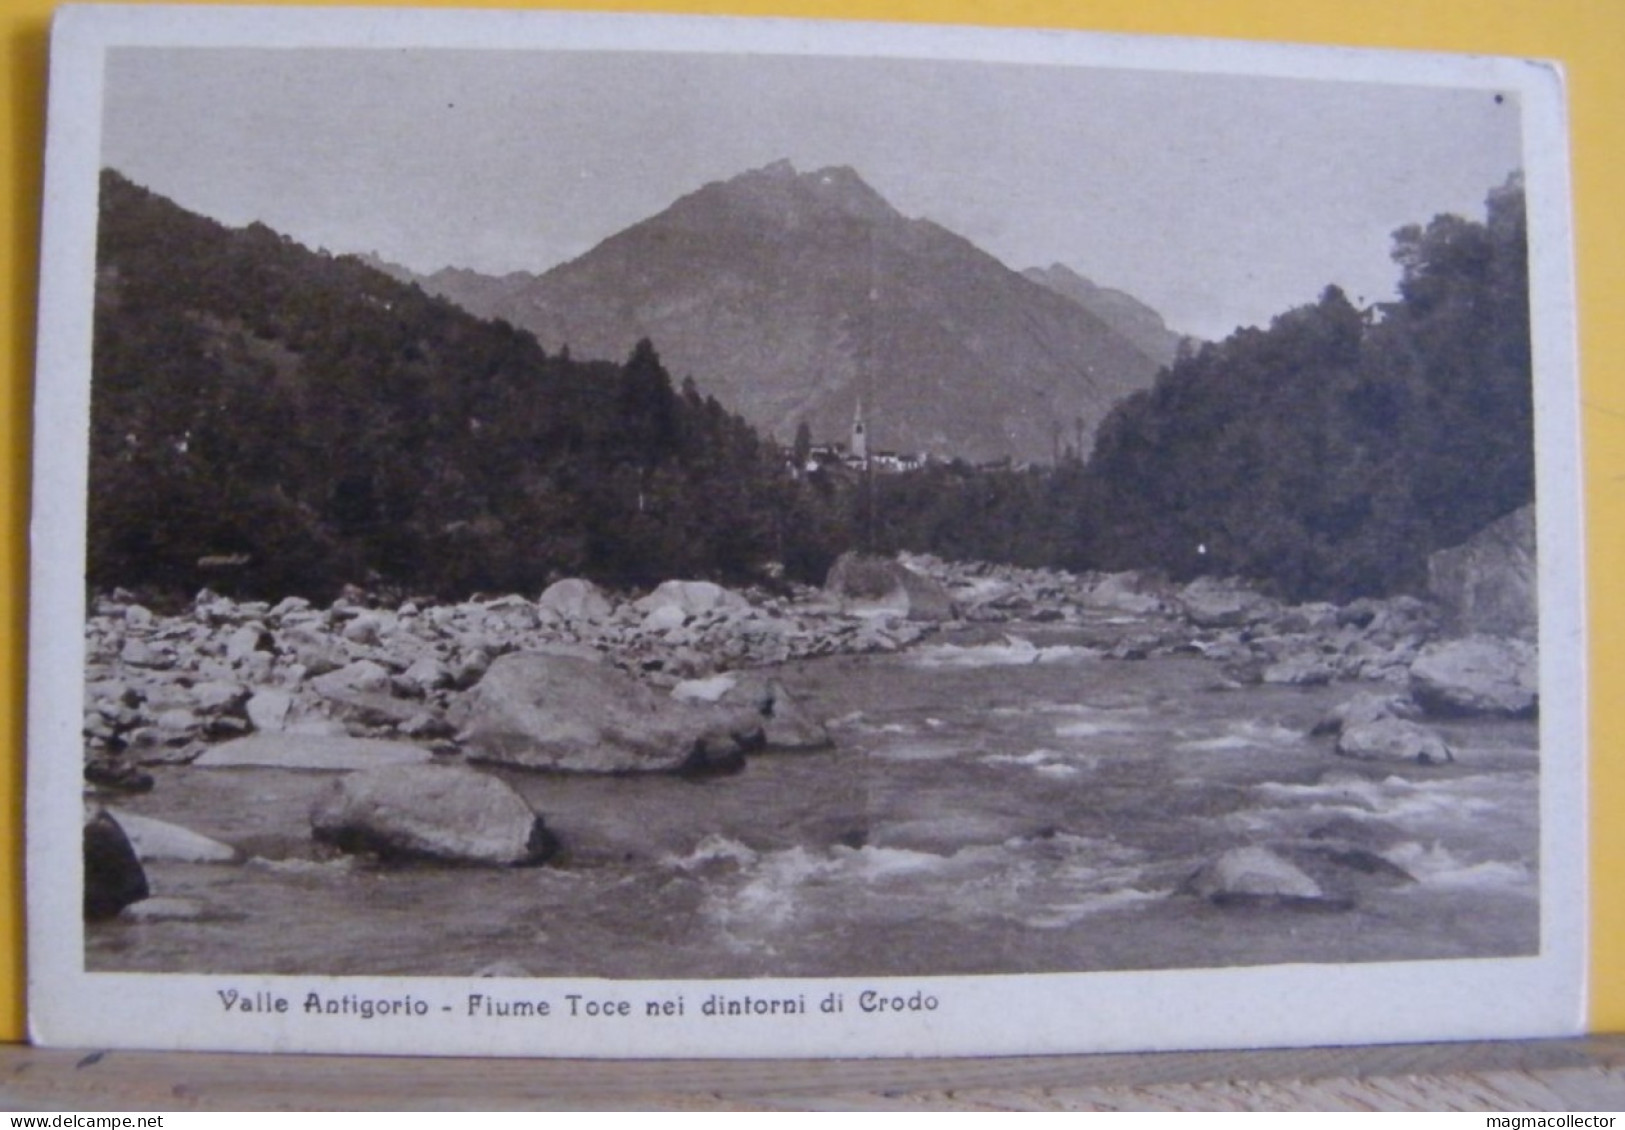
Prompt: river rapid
<box><xmin>88</xmin><ymin>616</ymin><xmax>1540</xmax><ymax>979</ymax></box>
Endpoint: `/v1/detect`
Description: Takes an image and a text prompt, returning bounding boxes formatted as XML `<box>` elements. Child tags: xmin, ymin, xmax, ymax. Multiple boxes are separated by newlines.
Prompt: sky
<box><xmin>101</xmin><ymin>46</ymin><xmax>1523</xmax><ymax>341</ymax></box>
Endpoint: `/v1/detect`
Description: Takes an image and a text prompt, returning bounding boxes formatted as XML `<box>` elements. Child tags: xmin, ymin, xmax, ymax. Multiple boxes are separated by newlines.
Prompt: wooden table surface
<box><xmin>3</xmin><ymin>1037</ymin><xmax>1624</xmax><ymax>1111</ymax></box>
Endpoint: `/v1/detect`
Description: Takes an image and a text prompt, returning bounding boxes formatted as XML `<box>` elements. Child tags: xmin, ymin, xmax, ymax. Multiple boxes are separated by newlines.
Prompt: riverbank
<box><xmin>80</xmin><ymin>554</ymin><xmax>1542</xmax><ymax>977</ymax></box>
<box><xmin>82</xmin><ymin>559</ymin><xmax>1467</xmax><ymax>780</ymax></box>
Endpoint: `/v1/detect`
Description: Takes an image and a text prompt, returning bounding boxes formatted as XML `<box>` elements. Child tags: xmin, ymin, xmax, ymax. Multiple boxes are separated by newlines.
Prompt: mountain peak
<box><xmin>697</xmin><ymin>160</ymin><xmax>899</xmax><ymax>226</ymax></box>
<box><xmin>803</xmin><ymin>165</ymin><xmax>891</xmax><ymax>211</ymax></box>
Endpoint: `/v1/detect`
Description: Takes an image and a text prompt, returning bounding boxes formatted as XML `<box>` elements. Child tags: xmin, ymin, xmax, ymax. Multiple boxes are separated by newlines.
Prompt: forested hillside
<box><xmin>90</xmin><ymin>170</ymin><xmax>804</xmax><ymax>600</ymax></box>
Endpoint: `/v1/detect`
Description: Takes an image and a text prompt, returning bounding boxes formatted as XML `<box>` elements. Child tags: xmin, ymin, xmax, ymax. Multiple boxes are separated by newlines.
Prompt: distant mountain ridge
<box><xmin>1022</xmin><ymin>263</ymin><xmax>1186</xmax><ymax>368</ymax></box>
<box><xmin>397</xmin><ymin>161</ymin><xmax>1167</xmax><ymax>463</ymax></box>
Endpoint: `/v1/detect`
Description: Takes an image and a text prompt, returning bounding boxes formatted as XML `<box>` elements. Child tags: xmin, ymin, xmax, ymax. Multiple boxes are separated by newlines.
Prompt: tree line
<box><xmin>91</xmin><ymin>170</ymin><xmax>797</xmax><ymax>601</ymax></box>
<box><xmin>89</xmin><ymin>169</ymin><xmax>1531</xmax><ymax>606</ymax></box>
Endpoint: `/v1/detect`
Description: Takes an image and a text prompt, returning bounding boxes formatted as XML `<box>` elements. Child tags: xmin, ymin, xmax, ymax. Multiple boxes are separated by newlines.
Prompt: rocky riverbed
<box><xmin>81</xmin><ymin>531</ymin><xmax>1545</xmax><ymax>976</ymax></box>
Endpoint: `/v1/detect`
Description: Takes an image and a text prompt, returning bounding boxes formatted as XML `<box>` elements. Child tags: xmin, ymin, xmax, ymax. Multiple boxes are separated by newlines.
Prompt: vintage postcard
<box><xmin>28</xmin><ymin>4</ymin><xmax>1585</xmax><ymax>1057</ymax></box>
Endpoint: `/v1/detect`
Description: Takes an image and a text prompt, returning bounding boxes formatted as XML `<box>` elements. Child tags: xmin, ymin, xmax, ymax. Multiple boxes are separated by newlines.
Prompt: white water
<box><xmin>90</xmin><ymin>624</ymin><xmax>1541</xmax><ymax>978</ymax></box>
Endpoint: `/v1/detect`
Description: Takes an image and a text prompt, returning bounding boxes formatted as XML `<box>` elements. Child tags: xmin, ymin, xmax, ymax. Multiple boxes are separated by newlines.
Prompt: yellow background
<box><xmin>4</xmin><ymin>0</ymin><xmax>1622</xmax><ymax>1044</ymax></box>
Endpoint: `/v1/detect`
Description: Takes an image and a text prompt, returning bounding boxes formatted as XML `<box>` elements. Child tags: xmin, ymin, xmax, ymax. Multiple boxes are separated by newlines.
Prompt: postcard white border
<box><xmin>27</xmin><ymin>4</ymin><xmax>1586</xmax><ymax>1057</ymax></box>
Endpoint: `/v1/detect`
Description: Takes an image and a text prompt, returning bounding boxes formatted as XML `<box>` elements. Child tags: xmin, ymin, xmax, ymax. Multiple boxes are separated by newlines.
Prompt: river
<box><xmin>88</xmin><ymin>616</ymin><xmax>1540</xmax><ymax>979</ymax></box>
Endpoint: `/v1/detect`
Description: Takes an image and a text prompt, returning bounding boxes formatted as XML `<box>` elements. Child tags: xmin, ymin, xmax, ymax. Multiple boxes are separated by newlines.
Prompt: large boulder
<box><xmin>1182</xmin><ymin>846</ymin><xmax>1330</xmax><ymax>908</ymax></box>
<box><xmin>641</xmin><ymin>603</ymin><xmax>689</xmax><ymax>633</ymax></box>
<box><xmin>118</xmin><ymin>638</ymin><xmax>172</xmax><ymax>669</ymax></box>
<box><xmin>83</xmin><ymin>754</ymin><xmax>154</xmax><ymax>793</ymax></box>
<box><xmin>309</xmin><ymin>659</ymin><xmax>391</xmax><ymax>697</ymax></box>
<box><xmin>194</xmin><ymin>734</ymin><xmax>435</xmax><ymax>771</ymax></box>
<box><xmin>1260</xmin><ymin>651</ymin><xmax>1336</xmax><ymax>687</ymax></box>
<box><xmin>1410</xmin><ymin>635</ymin><xmax>1538</xmax><ymax>717</ymax></box>
<box><xmin>306</xmin><ymin>658</ymin><xmax>426</xmax><ymax>728</ymax></box>
<box><xmin>460</xmin><ymin>652</ymin><xmax>762</xmax><ymax>774</ymax></box>
<box><xmin>825</xmin><ymin>552</ymin><xmax>956</xmax><ymax>622</ymax></box>
<box><xmin>310</xmin><ymin>764</ymin><xmax>557</xmax><ymax>866</ymax></box>
<box><xmin>1276</xmin><ymin>840</ymin><xmax>1416</xmax><ymax>899</ymax></box>
<box><xmin>246</xmin><ymin>688</ymin><xmax>294</xmax><ymax>733</ymax></box>
<box><xmin>105</xmin><ymin>808</ymin><xmax>240</xmax><ymax>863</ymax></box>
<box><xmin>121</xmin><ymin>897</ymin><xmax>207</xmax><ymax>922</ymax></box>
<box><xmin>1178</xmin><ymin>576</ymin><xmax>1277</xmax><ymax>628</ymax></box>
<box><xmin>633</xmin><ymin>580</ymin><xmax>748</xmax><ymax>619</ymax></box>
<box><xmin>538</xmin><ymin>578</ymin><xmax>613</xmax><ymax>622</ymax></box>
<box><xmin>1428</xmin><ymin>505</ymin><xmax>1537</xmax><ymax>641</ymax></box>
<box><xmin>1336</xmin><ymin>717</ymin><xmax>1454</xmax><ymax>765</ymax></box>
<box><xmin>1083</xmin><ymin>572</ymin><xmax>1168</xmax><ymax>616</ymax></box>
<box><xmin>84</xmin><ymin>809</ymin><xmax>149</xmax><ymax>919</ymax></box>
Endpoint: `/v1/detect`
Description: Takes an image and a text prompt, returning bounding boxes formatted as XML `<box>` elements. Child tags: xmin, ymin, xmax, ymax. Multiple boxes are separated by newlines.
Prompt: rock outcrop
<box><xmin>1428</xmin><ymin>504</ymin><xmax>1537</xmax><ymax>641</ymax></box>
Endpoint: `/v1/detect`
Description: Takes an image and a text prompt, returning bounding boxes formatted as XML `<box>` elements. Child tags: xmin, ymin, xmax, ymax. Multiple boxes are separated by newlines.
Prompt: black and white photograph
<box><xmin>27</xmin><ymin>6</ymin><xmax>1585</xmax><ymax>1058</ymax></box>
